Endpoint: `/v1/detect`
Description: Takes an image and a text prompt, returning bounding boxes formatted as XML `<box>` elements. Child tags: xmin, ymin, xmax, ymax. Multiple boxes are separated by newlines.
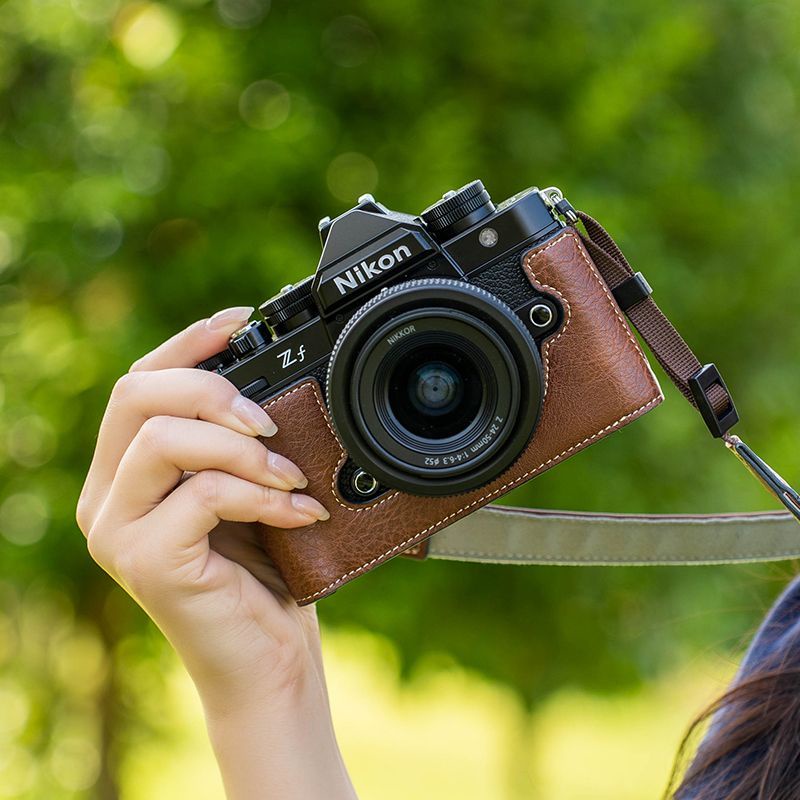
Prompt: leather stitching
<box><xmin>265</xmin><ymin>231</ymin><xmax>663</xmax><ymax>603</ymax></box>
<box><xmin>296</xmin><ymin>393</ymin><xmax>661</xmax><ymax>602</ymax></box>
<box><xmin>528</xmin><ymin>231</ymin><xmax>660</xmax><ymax>399</ymax></box>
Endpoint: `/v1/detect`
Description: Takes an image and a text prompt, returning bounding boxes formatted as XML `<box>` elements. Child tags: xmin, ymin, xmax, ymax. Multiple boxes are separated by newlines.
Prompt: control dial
<box><xmin>229</xmin><ymin>321</ymin><xmax>270</xmax><ymax>357</ymax></box>
<box><xmin>259</xmin><ymin>276</ymin><xmax>316</xmax><ymax>336</ymax></box>
<box><xmin>420</xmin><ymin>180</ymin><xmax>496</xmax><ymax>240</ymax></box>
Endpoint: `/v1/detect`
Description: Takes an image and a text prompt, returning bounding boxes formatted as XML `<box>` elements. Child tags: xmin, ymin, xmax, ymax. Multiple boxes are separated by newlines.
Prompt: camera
<box><xmin>198</xmin><ymin>180</ymin><xmax>664</xmax><ymax>602</ymax></box>
<box><xmin>200</xmin><ymin>180</ymin><xmax>567</xmax><ymax>498</ymax></box>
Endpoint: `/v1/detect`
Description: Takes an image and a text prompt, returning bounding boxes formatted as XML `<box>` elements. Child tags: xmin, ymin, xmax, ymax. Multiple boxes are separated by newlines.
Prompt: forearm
<box><xmin>79</xmin><ymin>311</ymin><xmax>351</xmax><ymax>799</ymax></box>
<box><xmin>200</xmin><ymin>672</ymin><xmax>358</xmax><ymax>800</ymax></box>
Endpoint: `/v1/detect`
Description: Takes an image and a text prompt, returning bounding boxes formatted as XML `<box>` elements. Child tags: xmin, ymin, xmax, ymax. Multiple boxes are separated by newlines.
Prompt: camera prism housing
<box><xmin>198</xmin><ymin>180</ymin><xmax>664</xmax><ymax>603</ymax></box>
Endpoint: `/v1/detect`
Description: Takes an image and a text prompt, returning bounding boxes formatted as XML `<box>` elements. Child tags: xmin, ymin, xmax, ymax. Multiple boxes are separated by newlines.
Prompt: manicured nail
<box><xmin>268</xmin><ymin>451</ymin><xmax>308</xmax><ymax>490</ymax></box>
<box><xmin>207</xmin><ymin>306</ymin><xmax>255</xmax><ymax>331</ymax></box>
<box><xmin>291</xmin><ymin>494</ymin><xmax>330</xmax><ymax>521</ymax></box>
<box><xmin>232</xmin><ymin>395</ymin><xmax>278</xmax><ymax>437</ymax></box>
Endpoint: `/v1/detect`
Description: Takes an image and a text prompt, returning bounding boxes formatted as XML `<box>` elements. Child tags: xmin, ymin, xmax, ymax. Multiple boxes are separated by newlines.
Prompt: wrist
<box><xmin>199</xmin><ymin>663</ymin><xmax>357</xmax><ymax>800</ymax></box>
<box><xmin>198</xmin><ymin>659</ymin><xmax>323</xmax><ymax>733</ymax></box>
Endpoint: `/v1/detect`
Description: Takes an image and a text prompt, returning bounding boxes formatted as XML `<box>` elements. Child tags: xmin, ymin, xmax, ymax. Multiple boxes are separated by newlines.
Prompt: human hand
<box><xmin>77</xmin><ymin>306</ymin><xmax>357</xmax><ymax>799</ymax></box>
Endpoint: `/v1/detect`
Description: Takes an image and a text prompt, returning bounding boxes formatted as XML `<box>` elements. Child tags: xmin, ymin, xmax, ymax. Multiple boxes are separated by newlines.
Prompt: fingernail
<box><xmin>207</xmin><ymin>306</ymin><xmax>255</xmax><ymax>331</ymax></box>
<box><xmin>268</xmin><ymin>451</ymin><xmax>308</xmax><ymax>490</ymax></box>
<box><xmin>232</xmin><ymin>395</ymin><xmax>278</xmax><ymax>437</ymax></box>
<box><xmin>291</xmin><ymin>494</ymin><xmax>330</xmax><ymax>521</ymax></box>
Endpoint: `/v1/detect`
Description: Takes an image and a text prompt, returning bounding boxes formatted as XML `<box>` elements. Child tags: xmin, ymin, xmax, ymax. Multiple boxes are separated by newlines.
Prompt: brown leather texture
<box><xmin>259</xmin><ymin>229</ymin><xmax>664</xmax><ymax>604</ymax></box>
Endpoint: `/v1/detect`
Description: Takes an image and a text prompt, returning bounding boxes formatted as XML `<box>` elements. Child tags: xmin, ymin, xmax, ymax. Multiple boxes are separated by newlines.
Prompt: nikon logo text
<box><xmin>333</xmin><ymin>244</ymin><xmax>413</xmax><ymax>296</ymax></box>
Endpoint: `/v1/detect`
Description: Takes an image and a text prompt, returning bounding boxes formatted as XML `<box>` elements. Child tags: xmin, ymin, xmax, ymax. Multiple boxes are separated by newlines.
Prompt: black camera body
<box><xmin>199</xmin><ymin>181</ymin><xmax>568</xmax><ymax>499</ymax></box>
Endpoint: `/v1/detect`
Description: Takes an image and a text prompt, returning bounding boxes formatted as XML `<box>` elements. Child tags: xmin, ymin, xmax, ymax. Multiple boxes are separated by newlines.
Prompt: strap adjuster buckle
<box><xmin>688</xmin><ymin>363</ymin><xmax>739</xmax><ymax>438</ymax></box>
<box><xmin>612</xmin><ymin>271</ymin><xmax>653</xmax><ymax>312</ymax></box>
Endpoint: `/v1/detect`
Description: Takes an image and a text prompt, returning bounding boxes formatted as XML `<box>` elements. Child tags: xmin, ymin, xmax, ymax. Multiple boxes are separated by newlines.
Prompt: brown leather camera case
<box><xmin>259</xmin><ymin>229</ymin><xmax>664</xmax><ymax>604</ymax></box>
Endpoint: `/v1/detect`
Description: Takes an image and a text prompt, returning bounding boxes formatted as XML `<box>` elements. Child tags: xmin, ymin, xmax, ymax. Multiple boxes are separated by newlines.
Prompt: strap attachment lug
<box><xmin>540</xmin><ymin>187</ymin><xmax>579</xmax><ymax>224</ymax></box>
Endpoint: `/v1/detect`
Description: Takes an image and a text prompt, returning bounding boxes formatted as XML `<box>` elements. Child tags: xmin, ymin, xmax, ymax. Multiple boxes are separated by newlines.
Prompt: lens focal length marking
<box><xmin>423</xmin><ymin>415</ymin><xmax>506</xmax><ymax>467</ymax></box>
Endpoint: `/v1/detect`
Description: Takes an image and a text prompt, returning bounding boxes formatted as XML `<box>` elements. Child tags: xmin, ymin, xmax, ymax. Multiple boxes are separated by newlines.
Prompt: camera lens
<box><xmin>327</xmin><ymin>279</ymin><xmax>545</xmax><ymax>496</ymax></box>
<box><xmin>394</xmin><ymin>350</ymin><xmax>475</xmax><ymax>435</ymax></box>
<box><xmin>413</xmin><ymin>362</ymin><xmax>461</xmax><ymax>413</ymax></box>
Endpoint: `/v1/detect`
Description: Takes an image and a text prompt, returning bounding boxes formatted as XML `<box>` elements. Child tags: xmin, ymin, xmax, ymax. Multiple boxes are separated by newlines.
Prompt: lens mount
<box><xmin>327</xmin><ymin>279</ymin><xmax>544</xmax><ymax>496</ymax></box>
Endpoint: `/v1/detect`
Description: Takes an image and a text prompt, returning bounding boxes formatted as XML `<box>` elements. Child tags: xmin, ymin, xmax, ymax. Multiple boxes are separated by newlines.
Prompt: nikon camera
<box><xmin>199</xmin><ymin>181</ymin><xmax>569</xmax><ymax>499</ymax></box>
<box><xmin>198</xmin><ymin>181</ymin><xmax>664</xmax><ymax>602</ymax></box>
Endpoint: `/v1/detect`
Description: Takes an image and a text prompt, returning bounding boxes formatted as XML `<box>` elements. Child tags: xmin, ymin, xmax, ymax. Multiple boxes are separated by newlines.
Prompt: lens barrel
<box><xmin>327</xmin><ymin>279</ymin><xmax>544</xmax><ymax>496</ymax></box>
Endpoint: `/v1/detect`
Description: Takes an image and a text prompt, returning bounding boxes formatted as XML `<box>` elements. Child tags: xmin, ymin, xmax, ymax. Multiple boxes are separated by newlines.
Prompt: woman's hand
<box><xmin>77</xmin><ymin>307</ymin><xmax>357</xmax><ymax>800</ymax></box>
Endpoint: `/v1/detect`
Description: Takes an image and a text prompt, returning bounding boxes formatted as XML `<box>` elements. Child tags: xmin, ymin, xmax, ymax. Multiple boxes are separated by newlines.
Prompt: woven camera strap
<box><xmin>414</xmin><ymin>201</ymin><xmax>800</xmax><ymax>567</ymax></box>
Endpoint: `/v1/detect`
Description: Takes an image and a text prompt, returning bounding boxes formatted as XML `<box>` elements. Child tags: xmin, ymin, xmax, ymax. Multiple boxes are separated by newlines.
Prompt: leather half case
<box><xmin>259</xmin><ymin>230</ymin><xmax>664</xmax><ymax>604</ymax></box>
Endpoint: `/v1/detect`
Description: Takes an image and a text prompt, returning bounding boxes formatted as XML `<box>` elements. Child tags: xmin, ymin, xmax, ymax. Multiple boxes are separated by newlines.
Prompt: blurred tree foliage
<box><xmin>1</xmin><ymin>0</ymin><xmax>800</xmax><ymax>795</ymax></box>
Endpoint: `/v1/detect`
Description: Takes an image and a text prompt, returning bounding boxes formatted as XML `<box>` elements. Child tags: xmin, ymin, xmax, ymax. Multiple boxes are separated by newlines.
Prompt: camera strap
<box><xmin>409</xmin><ymin>201</ymin><xmax>800</xmax><ymax>567</ymax></box>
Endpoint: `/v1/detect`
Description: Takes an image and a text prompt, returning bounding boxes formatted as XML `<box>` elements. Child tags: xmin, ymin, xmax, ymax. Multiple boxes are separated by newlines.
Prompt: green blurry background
<box><xmin>1</xmin><ymin>0</ymin><xmax>799</xmax><ymax>797</ymax></box>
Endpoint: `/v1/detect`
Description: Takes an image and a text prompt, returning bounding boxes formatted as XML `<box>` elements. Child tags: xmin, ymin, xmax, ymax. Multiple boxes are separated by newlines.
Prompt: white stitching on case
<box><xmin>265</xmin><ymin>382</ymin><xmax>401</xmax><ymax>512</ymax></box>
<box><xmin>298</xmin><ymin>393</ymin><xmax>661</xmax><ymax>602</ymax></box>
<box><xmin>270</xmin><ymin>230</ymin><xmax>663</xmax><ymax>603</ymax></box>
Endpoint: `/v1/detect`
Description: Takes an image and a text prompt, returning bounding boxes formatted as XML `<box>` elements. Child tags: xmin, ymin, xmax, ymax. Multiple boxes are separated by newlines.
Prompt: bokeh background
<box><xmin>1</xmin><ymin>0</ymin><xmax>800</xmax><ymax>797</ymax></box>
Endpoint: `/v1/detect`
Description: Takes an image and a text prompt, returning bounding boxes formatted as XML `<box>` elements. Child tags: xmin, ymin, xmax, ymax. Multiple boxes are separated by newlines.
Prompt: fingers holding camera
<box><xmin>113</xmin><ymin>369</ymin><xmax>277</xmax><ymax>438</ymax></box>
<box><xmin>86</xmin><ymin>419</ymin><xmax>329</xmax><ymax>577</ymax></box>
<box><xmin>86</xmin><ymin>470</ymin><xmax>327</xmax><ymax>609</ymax></box>
<box><xmin>105</xmin><ymin>416</ymin><xmax>312</xmax><ymax>522</ymax></box>
<box><xmin>148</xmin><ymin>470</ymin><xmax>329</xmax><ymax>553</ymax></box>
<box><xmin>83</xmin><ymin>367</ymin><xmax>278</xmax><ymax>516</ymax></box>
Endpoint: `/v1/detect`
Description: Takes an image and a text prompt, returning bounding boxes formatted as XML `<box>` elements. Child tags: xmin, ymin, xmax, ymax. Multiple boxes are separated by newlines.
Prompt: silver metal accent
<box><xmin>478</xmin><ymin>227</ymin><xmax>499</xmax><ymax>248</ymax></box>
<box><xmin>539</xmin><ymin>186</ymin><xmax>578</xmax><ymax>224</ymax></box>
<box><xmin>540</xmin><ymin>186</ymin><xmax>563</xmax><ymax>206</ymax></box>
<box><xmin>529</xmin><ymin>303</ymin><xmax>554</xmax><ymax>328</ymax></box>
<box><xmin>726</xmin><ymin>435</ymin><xmax>800</xmax><ymax>521</ymax></box>
<box><xmin>358</xmin><ymin>193</ymin><xmax>375</xmax><ymax>204</ymax></box>
<box><xmin>317</xmin><ymin>216</ymin><xmax>331</xmax><ymax>231</ymax></box>
<box><xmin>229</xmin><ymin>319</ymin><xmax>257</xmax><ymax>341</ymax></box>
<box><xmin>352</xmin><ymin>468</ymin><xmax>379</xmax><ymax>496</ymax></box>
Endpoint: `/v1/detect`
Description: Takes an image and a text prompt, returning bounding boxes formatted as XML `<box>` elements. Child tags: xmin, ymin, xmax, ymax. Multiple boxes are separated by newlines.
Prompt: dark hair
<box><xmin>666</xmin><ymin>664</ymin><xmax>800</xmax><ymax>798</ymax></box>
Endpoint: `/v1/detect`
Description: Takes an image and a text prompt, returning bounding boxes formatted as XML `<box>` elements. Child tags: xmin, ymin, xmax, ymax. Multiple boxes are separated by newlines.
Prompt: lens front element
<box><xmin>402</xmin><ymin>353</ymin><xmax>473</xmax><ymax>430</ymax></box>
<box><xmin>412</xmin><ymin>362</ymin><xmax>459</xmax><ymax>412</ymax></box>
<box><xmin>327</xmin><ymin>279</ymin><xmax>545</xmax><ymax>496</ymax></box>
